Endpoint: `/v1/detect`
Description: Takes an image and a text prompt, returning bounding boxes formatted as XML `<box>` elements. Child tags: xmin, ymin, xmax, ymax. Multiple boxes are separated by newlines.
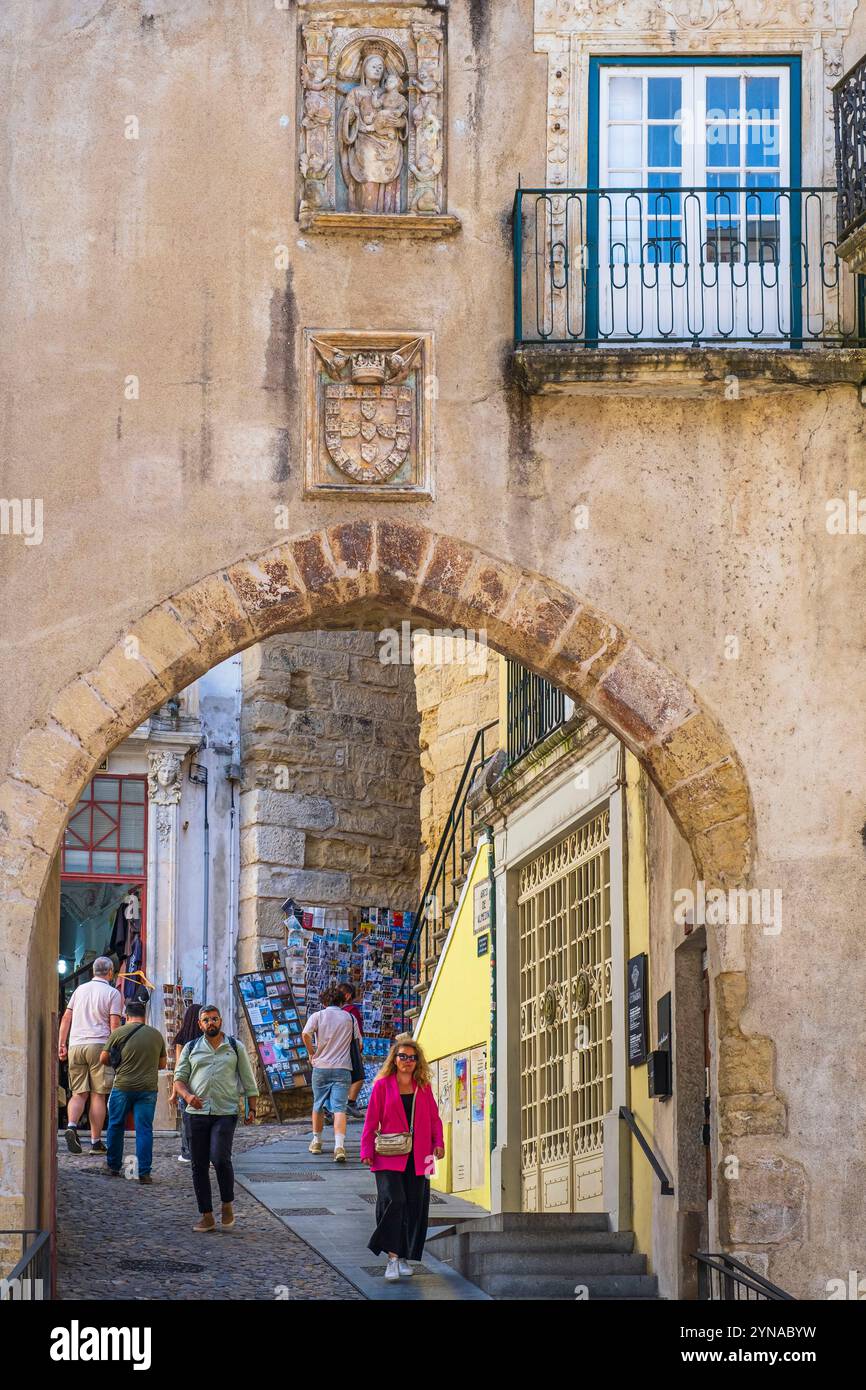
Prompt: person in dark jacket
<box><xmin>171</xmin><ymin>1002</ymin><xmax>202</xmax><ymax>1164</ymax></box>
<box><xmin>340</xmin><ymin>983</ymin><xmax>366</xmax><ymax>1117</ymax></box>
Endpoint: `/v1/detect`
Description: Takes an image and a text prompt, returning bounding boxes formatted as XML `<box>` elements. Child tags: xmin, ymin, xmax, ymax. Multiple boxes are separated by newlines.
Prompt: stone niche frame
<box><xmin>304</xmin><ymin>328</ymin><xmax>435</xmax><ymax>498</ymax></box>
<box><xmin>297</xmin><ymin>0</ymin><xmax>460</xmax><ymax>238</ymax></box>
<box><xmin>526</xmin><ymin>0</ymin><xmax>863</xmax><ymax>396</ymax></box>
<box><xmin>535</xmin><ymin>0</ymin><xmax>858</xmax><ymax>194</ymax></box>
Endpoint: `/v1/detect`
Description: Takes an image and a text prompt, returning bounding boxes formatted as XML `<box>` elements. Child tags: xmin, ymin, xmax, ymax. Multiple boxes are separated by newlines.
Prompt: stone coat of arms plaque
<box><xmin>305</xmin><ymin>329</ymin><xmax>433</xmax><ymax>497</ymax></box>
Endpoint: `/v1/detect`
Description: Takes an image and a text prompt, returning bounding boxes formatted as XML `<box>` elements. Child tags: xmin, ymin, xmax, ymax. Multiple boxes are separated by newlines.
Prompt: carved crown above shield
<box><xmin>305</xmin><ymin>329</ymin><xmax>433</xmax><ymax>498</ymax></box>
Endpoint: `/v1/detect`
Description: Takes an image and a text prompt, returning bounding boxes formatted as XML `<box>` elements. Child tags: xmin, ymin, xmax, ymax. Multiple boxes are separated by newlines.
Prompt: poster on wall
<box><xmin>452</xmin><ymin>1052</ymin><xmax>470</xmax><ymax>1192</ymax></box>
<box><xmin>437</xmin><ymin>1058</ymin><xmax>453</xmax><ymax>1125</ymax></box>
<box><xmin>454</xmin><ymin>1054</ymin><xmax>468</xmax><ymax>1110</ymax></box>
<box><xmin>470</xmin><ymin>1046</ymin><xmax>486</xmax><ymax>1124</ymax></box>
<box><xmin>469</xmin><ymin>1045</ymin><xmax>487</xmax><ymax>1190</ymax></box>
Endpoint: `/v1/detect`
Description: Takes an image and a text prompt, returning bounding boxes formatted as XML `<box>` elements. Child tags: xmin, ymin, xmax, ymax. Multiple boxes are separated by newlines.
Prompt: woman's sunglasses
<box><xmin>396</xmin><ymin>1052</ymin><xmax>417</xmax><ymax>1062</ymax></box>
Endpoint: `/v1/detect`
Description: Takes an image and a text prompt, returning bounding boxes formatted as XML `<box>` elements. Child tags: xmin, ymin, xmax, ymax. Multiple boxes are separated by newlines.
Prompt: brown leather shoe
<box><xmin>220</xmin><ymin>1202</ymin><xmax>235</xmax><ymax>1229</ymax></box>
<box><xmin>193</xmin><ymin>1214</ymin><xmax>216</xmax><ymax>1233</ymax></box>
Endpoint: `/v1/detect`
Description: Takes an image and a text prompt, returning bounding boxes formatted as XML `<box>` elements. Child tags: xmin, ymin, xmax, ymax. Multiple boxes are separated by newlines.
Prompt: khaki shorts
<box><xmin>67</xmin><ymin>1044</ymin><xmax>114</xmax><ymax>1095</ymax></box>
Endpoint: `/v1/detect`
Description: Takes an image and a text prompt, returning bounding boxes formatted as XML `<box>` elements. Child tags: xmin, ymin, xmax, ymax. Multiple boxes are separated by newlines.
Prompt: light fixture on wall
<box><xmin>57</xmin><ymin>959</ymin><xmax>68</xmax><ymax>975</ymax></box>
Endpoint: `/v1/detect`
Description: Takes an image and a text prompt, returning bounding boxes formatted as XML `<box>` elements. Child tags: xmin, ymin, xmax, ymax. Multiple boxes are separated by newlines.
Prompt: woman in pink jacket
<box><xmin>360</xmin><ymin>1033</ymin><xmax>444</xmax><ymax>1282</ymax></box>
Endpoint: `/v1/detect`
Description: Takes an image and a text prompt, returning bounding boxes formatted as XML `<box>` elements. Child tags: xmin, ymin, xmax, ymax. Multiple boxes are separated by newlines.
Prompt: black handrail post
<box><xmin>619</xmin><ymin>1105</ymin><xmax>674</xmax><ymax>1195</ymax></box>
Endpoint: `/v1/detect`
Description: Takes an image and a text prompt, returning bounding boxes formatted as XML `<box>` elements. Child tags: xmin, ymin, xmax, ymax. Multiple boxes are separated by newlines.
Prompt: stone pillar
<box><xmin>239</xmin><ymin>631</ymin><xmax>422</xmax><ymax>969</ymax></box>
<box><xmin>146</xmin><ymin>750</ymin><xmax>185</xmax><ymax>1026</ymax></box>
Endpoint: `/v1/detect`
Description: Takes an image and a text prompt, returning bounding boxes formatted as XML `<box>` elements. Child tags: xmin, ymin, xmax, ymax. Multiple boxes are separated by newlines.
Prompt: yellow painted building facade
<box><xmin>414</xmin><ymin>840</ymin><xmax>493</xmax><ymax>1211</ymax></box>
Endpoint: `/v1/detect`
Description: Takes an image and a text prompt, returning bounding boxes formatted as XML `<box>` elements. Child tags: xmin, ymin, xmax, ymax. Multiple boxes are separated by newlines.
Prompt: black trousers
<box><xmin>368</xmin><ymin>1162</ymin><xmax>431</xmax><ymax>1261</ymax></box>
<box><xmin>188</xmin><ymin>1114</ymin><xmax>237</xmax><ymax>1214</ymax></box>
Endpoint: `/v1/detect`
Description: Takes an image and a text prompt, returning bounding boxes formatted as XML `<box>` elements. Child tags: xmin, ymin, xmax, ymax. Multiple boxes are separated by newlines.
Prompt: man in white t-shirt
<box><xmin>302</xmin><ymin>985</ymin><xmax>361</xmax><ymax>1164</ymax></box>
<box><xmin>58</xmin><ymin>956</ymin><xmax>123</xmax><ymax>1155</ymax></box>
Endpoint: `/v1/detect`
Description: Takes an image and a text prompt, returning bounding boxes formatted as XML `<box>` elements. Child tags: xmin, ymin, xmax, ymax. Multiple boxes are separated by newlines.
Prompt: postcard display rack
<box><xmin>235</xmin><ymin>969</ymin><xmax>312</xmax><ymax>1113</ymax></box>
<box><xmin>283</xmin><ymin>905</ymin><xmax>416</xmax><ymax>1105</ymax></box>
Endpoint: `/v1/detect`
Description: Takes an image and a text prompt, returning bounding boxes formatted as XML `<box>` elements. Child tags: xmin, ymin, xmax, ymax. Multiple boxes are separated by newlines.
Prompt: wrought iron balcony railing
<box><xmin>514</xmin><ymin>186</ymin><xmax>865</xmax><ymax>347</ymax></box>
<box><xmin>506</xmin><ymin>660</ymin><xmax>569</xmax><ymax>765</ymax></box>
<box><xmin>833</xmin><ymin>55</ymin><xmax>866</xmax><ymax>247</ymax></box>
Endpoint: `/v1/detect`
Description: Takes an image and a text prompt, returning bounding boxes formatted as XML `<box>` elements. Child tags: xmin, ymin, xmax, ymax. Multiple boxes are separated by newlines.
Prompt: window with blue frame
<box><xmin>587</xmin><ymin>56</ymin><xmax>802</xmax><ymax>342</ymax></box>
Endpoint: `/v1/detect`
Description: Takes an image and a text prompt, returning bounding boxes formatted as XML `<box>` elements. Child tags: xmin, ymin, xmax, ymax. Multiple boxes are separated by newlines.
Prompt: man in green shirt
<box><xmin>173</xmin><ymin>1004</ymin><xmax>259</xmax><ymax>1232</ymax></box>
<box><xmin>100</xmin><ymin>998</ymin><xmax>167</xmax><ymax>1183</ymax></box>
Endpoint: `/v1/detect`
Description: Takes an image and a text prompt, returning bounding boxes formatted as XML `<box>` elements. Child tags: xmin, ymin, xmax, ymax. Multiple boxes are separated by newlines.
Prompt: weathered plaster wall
<box><xmin>0</xmin><ymin>0</ymin><xmax>864</xmax><ymax>1295</ymax></box>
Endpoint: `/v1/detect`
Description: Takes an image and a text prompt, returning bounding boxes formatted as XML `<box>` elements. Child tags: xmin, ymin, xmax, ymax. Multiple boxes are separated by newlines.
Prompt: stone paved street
<box><xmin>56</xmin><ymin>1124</ymin><xmax>363</xmax><ymax>1301</ymax></box>
<box><xmin>234</xmin><ymin>1123</ymin><xmax>490</xmax><ymax>1301</ymax></box>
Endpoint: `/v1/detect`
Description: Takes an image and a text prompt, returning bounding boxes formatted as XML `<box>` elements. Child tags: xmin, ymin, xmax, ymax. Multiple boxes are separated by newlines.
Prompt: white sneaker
<box><xmin>177</xmin><ymin>1154</ymin><xmax>191</xmax><ymax>1164</ymax></box>
<box><xmin>309</xmin><ymin>1138</ymin><xmax>322</xmax><ymax>1154</ymax></box>
<box><xmin>384</xmin><ymin>1257</ymin><xmax>401</xmax><ymax>1282</ymax></box>
<box><xmin>398</xmin><ymin>1260</ymin><xmax>413</xmax><ymax>1277</ymax></box>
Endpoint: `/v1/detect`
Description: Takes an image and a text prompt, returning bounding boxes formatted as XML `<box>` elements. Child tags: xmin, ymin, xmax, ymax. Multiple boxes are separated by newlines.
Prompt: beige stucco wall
<box><xmin>414</xmin><ymin>645</ymin><xmax>500</xmax><ymax>891</ymax></box>
<box><xmin>1</xmin><ymin>1</ymin><xmax>865</xmax><ymax>1294</ymax></box>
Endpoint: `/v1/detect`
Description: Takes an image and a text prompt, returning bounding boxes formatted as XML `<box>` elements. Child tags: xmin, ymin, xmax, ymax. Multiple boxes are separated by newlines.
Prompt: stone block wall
<box><xmin>239</xmin><ymin>631</ymin><xmax>422</xmax><ymax>969</ymax></box>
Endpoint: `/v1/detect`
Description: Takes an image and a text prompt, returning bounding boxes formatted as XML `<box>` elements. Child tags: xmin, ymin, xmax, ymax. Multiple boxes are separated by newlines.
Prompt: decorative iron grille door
<box><xmin>519</xmin><ymin>807</ymin><xmax>612</xmax><ymax>1212</ymax></box>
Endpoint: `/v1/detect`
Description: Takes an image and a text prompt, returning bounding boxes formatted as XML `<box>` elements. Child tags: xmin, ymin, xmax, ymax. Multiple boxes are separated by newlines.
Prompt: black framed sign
<box><xmin>627</xmin><ymin>952</ymin><xmax>649</xmax><ymax>1066</ymax></box>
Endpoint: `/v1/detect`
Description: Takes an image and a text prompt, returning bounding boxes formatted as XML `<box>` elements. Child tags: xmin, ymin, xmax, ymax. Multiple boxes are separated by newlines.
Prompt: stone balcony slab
<box><xmin>513</xmin><ymin>345</ymin><xmax>866</xmax><ymax>400</ymax></box>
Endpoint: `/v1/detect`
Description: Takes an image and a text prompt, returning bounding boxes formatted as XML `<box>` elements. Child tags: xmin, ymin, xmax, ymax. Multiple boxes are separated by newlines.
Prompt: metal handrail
<box><xmin>398</xmin><ymin>720</ymin><xmax>498</xmax><ymax>1020</ymax></box>
<box><xmin>619</xmin><ymin>1105</ymin><xmax>674</xmax><ymax>1195</ymax></box>
<box><xmin>0</xmin><ymin>1229</ymin><xmax>52</xmax><ymax>1299</ymax></box>
<box><xmin>695</xmin><ymin>1250</ymin><xmax>795</xmax><ymax>1301</ymax></box>
<box><xmin>833</xmin><ymin>53</ymin><xmax>866</xmax><ymax>240</ymax></box>
<box><xmin>513</xmin><ymin>184</ymin><xmax>864</xmax><ymax>347</ymax></box>
<box><xmin>506</xmin><ymin>660</ymin><xmax>568</xmax><ymax>764</ymax></box>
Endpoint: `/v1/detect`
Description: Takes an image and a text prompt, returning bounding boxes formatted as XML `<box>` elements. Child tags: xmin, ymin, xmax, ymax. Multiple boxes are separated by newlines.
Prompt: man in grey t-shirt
<box><xmin>302</xmin><ymin>985</ymin><xmax>360</xmax><ymax>1163</ymax></box>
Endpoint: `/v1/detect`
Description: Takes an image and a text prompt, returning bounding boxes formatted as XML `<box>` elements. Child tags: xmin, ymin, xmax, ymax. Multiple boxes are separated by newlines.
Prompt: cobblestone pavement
<box><xmin>56</xmin><ymin>1124</ymin><xmax>363</xmax><ymax>1301</ymax></box>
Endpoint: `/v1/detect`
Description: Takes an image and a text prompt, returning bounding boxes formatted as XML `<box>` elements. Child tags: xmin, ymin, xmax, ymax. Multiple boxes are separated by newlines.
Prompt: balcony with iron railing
<box><xmin>512</xmin><ymin>185</ymin><xmax>866</xmax><ymax>398</ymax></box>
<box><xmin>506</xmin><ymin>660</ymin><xmax>570</xmax><ymax>766</ymax></box>
<box><xmin>834</xmin><ymin>53</ymin><xmax>866</xmax><ymax>272</ymax></box>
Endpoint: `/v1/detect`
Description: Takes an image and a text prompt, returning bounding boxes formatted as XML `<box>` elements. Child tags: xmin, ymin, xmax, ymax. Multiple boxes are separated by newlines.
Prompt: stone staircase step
<box><xmin>481</xmin><ymin>1272</ymin><xmax>659</xmax><ymax>1300</ymax></box>
<box><xmin>468</xmin><ymin>1250</ymin><xmax>647</xmax><ymax>1277</ymax></box>
<box><xmin>457</xmin><ymin>1211</ymin><xmax>613</xmax><ymax>1234</ymax></box>
<box><xmin>429</xmin><ymin>1228</ymin><xmax>635</xmax><ymax>1256</ymax></box>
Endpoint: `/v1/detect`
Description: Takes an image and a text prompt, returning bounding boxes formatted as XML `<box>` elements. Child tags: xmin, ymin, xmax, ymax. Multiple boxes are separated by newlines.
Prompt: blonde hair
<box><xmin>377</xmin><ymin>1033</ymin><xmax>432</xmax><ymax>1088</ymax></box>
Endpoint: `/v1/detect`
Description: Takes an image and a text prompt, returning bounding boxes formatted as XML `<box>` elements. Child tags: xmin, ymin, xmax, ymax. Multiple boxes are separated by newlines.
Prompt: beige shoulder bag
<box><xmin>374</xmin><ymin>1087</ymin><xmax>417</xmax><ymax>1156</ymax></box>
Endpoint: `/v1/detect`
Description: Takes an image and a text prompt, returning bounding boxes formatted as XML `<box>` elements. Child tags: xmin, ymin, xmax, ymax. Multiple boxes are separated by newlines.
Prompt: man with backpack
<box><xmin>173</xmin><ymin>1004</ymin><xmax>259</xmax><ymax>1233</ymax></box>
<box><xmin>100</xmin><ymin>997</ymin><xmax>167</xmax><ymax>1183</ymax></box>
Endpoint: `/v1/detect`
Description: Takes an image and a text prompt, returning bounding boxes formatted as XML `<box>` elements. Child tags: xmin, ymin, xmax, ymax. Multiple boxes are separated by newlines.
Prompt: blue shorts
<box><xmin>312</xmin><ymin>1067</ymin><xmax>351</xmax><ymax>1114</ymax></box>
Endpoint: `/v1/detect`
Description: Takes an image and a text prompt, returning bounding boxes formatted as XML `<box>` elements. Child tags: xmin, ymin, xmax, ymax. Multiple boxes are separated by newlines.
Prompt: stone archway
<box><xmin>0</xmin><ymin>520</ymin><xmax>765</xmax><ymax>1242</ymax></box>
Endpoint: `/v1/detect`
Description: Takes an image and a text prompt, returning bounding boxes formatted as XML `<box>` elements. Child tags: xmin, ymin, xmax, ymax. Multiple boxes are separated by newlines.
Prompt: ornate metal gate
<box><xmin>519</xmin><ymin>807</ymin><xmax>612</xmax><ymax>1213</ymax></box>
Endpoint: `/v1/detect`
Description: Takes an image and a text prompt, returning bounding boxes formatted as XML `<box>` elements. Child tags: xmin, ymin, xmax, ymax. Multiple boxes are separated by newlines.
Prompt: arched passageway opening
<box><xmin>1</xmin><ymin>521</ymin><xmax>758</xmax><ymax>1261</ymax></box>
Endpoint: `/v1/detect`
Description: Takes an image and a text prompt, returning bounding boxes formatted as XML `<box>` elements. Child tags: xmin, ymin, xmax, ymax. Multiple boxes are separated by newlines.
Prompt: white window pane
<box><xmin>608</xmin><ymin>124</ymin><xmax>641</xmax><ymax>169</ymax></box>
<box><xmin>609</xmin><ymin>76</ymin><xmax>641</xmax><ymax>120</ymax></box>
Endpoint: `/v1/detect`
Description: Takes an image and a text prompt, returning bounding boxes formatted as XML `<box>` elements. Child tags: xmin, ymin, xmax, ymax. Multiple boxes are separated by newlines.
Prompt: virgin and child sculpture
<box><xmin>338</xmin><ymin>51</ymin><xmax>409</xmax><ymax>213</ymax></box>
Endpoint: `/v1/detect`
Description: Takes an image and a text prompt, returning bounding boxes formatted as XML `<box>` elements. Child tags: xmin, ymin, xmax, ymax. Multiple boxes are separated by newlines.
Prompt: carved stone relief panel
<box><xmin>297</xmin><ymin>2</ymin><xmax>455</xmax><ymax>235</ymax></box>
<box><xmin>304</xmin><ymin>329</ymin><xmax>434</xmax><ymax>497</ymax></box>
